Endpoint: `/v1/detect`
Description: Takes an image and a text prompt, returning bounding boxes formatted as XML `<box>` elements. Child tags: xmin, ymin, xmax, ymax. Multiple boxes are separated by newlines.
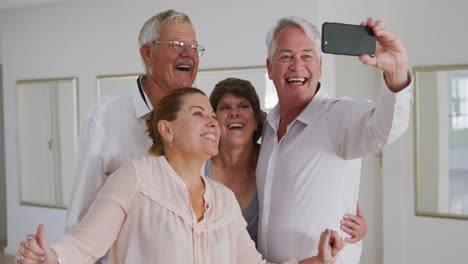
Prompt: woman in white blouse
<box><xmin>15</xmin><ymin>87</ymin><xmax>345</xmax><ymax>264</ymax></box>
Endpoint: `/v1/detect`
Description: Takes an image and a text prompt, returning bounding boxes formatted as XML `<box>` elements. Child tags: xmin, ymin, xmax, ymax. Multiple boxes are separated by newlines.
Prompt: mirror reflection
<box><xmin>196</xmin><ymin>66</ymin><xmax>277</xmax><ymax>111</ymax></box>
<box><xmin>96</xmin><ymin>67</ymin><xmax>278</xmax><ymax>111</ymax></box>
<box><xmin>17</xmin><ymin>78</ymin><xmax>78</xmax><ymax>208</ymax></box>
<box><xmin>97</xmin><ymin>74</ymin><xmax>139</xmax><ymax>99</ymax></box>
<box><xmin>414</xmin><ymin>65</ymin><xmax>468</xmax><ymax>219</ymax></box>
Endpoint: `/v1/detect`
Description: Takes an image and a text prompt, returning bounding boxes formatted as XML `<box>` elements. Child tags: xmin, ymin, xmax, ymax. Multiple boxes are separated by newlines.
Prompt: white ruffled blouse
<box><xmin>52</xmin><ymin>156</ymin><xmax>297</xmax><ymax>264</ymax></box>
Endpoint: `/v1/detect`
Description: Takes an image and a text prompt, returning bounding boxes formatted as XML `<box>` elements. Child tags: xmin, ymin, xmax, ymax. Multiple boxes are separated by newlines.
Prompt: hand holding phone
<box><xmin>321</xmin><ymin>22</ymin><xmax>376</xmax><ymax>57</ymax></box>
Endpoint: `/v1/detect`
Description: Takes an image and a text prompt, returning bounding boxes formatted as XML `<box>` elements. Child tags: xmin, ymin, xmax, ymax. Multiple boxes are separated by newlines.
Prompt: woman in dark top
<box><xmin>208</xmin><ymin>78</ymin><xmax>261</xmax><ymax>244</ymax></box>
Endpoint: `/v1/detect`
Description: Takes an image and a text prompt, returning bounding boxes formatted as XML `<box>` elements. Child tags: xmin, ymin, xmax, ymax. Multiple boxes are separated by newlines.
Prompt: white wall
<box><xmin>384</xmin><ymin>0</ymin><xmax>468</xmax><ymax>263</ymax></box>
<box><xmin>320</xmin><ymin>0</ymin><xmax>468</xmax><ymax>263</ymax></box>
<box><xmin>0</xmin><ymin>34</ymin><xmax>7</xmax><ymax>241</ymax></box>
<box><xmin>2</xmin><ymin>0</ymin><xmax>468</xmax><ymax>263</ymax></box>
<box><xmin>381</xmin><ymin>1</ymin><xmax>468</xmax><ymax>264</ymax></box>
<box><xmin>0</xmin><ymin>64</ymin><xmax>6</xmax><ymax>241</ymax></box>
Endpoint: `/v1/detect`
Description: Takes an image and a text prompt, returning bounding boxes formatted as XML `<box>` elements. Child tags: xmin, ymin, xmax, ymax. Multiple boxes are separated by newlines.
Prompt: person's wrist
<box><xmin>298</xmin><ymin>256</ymin><xmax>320</xmax><ymax>264</ymax></box>
<box><xmin>383</xmin><ymin>69</ymin><xmax>411</xmax><ymax>93</ymax></box>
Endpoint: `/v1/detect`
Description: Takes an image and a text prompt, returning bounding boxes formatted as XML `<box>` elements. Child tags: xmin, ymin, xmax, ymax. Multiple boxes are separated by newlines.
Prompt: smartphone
<box><xmin>321</xmin><ymin>22</ymin><xmax>376</xmax><ymax>57</ymax></box>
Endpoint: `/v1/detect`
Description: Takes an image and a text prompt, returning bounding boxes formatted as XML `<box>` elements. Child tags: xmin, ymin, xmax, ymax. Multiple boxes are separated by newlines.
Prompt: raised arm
<box><xmin>17</xmin><ymin>161</ymin><xmax>138</xmax><ymax>263</ymax></box>
<box><xmin>359</xmin><ymin>18</ymin><xmax>410</xmax><ymax>92</ymax></box>
<box><xmin>56</xmin><ymin>161</ymin><xmax>137</xmax><ymax>262</ymax></box>
<box><xmin>15</xmin><ymin>225</ymin><xmax>58</xmax><ymax>264</ymax></box>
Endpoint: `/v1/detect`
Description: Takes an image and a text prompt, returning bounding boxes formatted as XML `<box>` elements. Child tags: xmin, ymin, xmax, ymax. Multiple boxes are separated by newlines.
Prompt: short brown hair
<box><xmin>209</xmin><ymin>78</ymin><xmax>263</xmax><ymax>142</ymax></box>
<box><xmin>146</xmin><ymin>87</ymin><xmax>206</xmax><ymax>156</ymax></box>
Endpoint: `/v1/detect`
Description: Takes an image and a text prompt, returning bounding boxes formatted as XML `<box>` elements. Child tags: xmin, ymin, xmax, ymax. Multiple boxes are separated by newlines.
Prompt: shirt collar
<box><xmin>296</xmin><ymin>84</ymin><xmax>329</xmax><ymax>125</ymax></box>
<box><xmin>132</xmin><ymin>75</ymin><xmax>153</xmax><ymax>119</ymax></box>
<box><xmin>266</xmin><ymin>82</ymin><xmax>328</xmax><ymax>129</ymax></box>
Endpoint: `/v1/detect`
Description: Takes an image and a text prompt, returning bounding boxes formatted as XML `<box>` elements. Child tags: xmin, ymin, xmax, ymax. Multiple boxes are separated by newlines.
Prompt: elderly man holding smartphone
<box><xmin>256</xmin><ymin>17</ymin><xmax>412</xmax><ymax>264</ymax></box>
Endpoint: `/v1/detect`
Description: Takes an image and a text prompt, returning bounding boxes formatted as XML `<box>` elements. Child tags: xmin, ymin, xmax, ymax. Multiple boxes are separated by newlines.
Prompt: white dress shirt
<box><xmin>256</xmin><ymin>82</ymin><xmax>413</xmax><ymax>264</ymax></box>
<box><xmin>66</xmin><ymin>76</ymin><xmax>152</xmax><ymax>230</ymax></box>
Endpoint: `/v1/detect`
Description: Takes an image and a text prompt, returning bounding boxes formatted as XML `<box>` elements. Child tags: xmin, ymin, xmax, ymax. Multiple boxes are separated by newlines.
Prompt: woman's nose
<box><xmin>207</xmin><ymin>117</ymin><xmax>218</xmax><ymax>128</ymax></box>
<box><xmin>229</xmin><ymin>108</ymin><xmax>240</xmax><ymax>118</ymax></box>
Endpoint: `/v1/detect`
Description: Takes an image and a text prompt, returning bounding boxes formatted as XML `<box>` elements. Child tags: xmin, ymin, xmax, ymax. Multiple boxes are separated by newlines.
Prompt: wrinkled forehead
<box><xmin>158</xmin><ymin>20</ymin><xmax>197</xmax><ymax>40</ymax></box>
<box><xmin>273</xmin><ymin>25</ymin><xmax>320</xmax><ymax>56</ymax></box>
<box><xmin>278</xmin><ymin>25</ymin><xmax>315</xmax><ymax>44</ymax></box>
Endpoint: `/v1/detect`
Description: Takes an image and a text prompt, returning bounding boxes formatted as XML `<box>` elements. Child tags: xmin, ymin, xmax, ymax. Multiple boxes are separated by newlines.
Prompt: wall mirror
<box><xmin>96</xmin><ymin>67</ymin><xmax>278</xmax><ymax>111</ymax></box>
<box><xmin>414</xmin><ymin>65</ymin><xmax>468</xmax><ymax>219</ymax></box>
<box><xmin>97</xmin><ymin>74</ymin><xmax>140</xmax><ymax>99</ymax></box>
<box><xmin>196</xmin><ymin>66</ymin><xmax>277</xmax><ymax>111</ymax></box>
<box><xmin>17</xmin><ymin>78</ymin><xmax>78</xmax><ymax>209</ymax></box>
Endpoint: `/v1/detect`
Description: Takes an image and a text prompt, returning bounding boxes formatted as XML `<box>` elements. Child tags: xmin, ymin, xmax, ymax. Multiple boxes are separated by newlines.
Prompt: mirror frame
<box><xmin>96</xmin><ymin>66</ymin><xmax>276</xmax><ymax>111</ymax></box>
<box><xmin>96</xmin><ymin>73</ymin><xmax>140</xmax><ymax>99</ymax></box>
<box><xmin>17</xmin><ymin>77</ymin><xmax>79</xmax><ymax>209</ymax></box>
<box><xmin>414</xmin><ymin>64</ymin><xmax>468</xmax><ymax>220</ymax></box>
<box><xmin>196</xmin><ymin>65</ymin><xmax>276</xmax><ymax>111</ymax></box>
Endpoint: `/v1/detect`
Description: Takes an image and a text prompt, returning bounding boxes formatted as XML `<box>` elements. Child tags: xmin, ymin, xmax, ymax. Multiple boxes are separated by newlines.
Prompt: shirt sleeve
<box><xmin>65</xmin><ymin>115</ymin><xmax>108</xmax><ymax>231</ymax></box>
<box><xmin>325</xmin><ymin>73</ymin><xmax>413</xmax><ymax>159</ymax></box>
<box><xmin>51</xmin><ymin>161</ymin><xmax>138</xmax><ymax>263</ymax></box>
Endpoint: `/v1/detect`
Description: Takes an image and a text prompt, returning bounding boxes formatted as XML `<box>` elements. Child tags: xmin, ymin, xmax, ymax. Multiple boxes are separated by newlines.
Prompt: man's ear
<box><xmin>267</xmin><ymin>58</ymin><xmax>273</xmax><ymax>80</ymax></box>
<box><xmin>157</xmin><ymin>120</ymin><xmax>174</xmax><ymax>144</ymax></box>
<box><xmin>140</xmin><ymin>43</ymin><xmax>152</xmax><ymax>67</ymax></box>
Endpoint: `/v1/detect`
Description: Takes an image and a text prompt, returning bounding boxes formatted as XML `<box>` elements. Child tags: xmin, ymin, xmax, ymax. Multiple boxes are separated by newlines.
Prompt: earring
<box><xmin>170</xmin><ymin>142</ymin><xmax>173</xmax><ymax>147</ymax></box>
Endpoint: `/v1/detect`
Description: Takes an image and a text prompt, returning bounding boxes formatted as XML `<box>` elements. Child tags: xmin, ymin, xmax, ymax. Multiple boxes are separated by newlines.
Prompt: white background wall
<box><xmin>320</xmin><ymin>1</ymin><xmax>468</xmax><ymax>263</ymax></box>
<box><xmin>0</xmin><ymin>63</ymin><xmax>6</xmax><ymax>241</ymax></box>
<box><xmin>381</xmin><ymin>1</ymin><xmax>468</xmax><ymax>264</ymax></box>
<box><xmin>1</xmin><ymin>0</ymin><xmax>468</xmax><ymax>263</ymax></box>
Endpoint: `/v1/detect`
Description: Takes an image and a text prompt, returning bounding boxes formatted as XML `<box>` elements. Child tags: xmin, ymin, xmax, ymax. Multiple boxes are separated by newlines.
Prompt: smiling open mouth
<box><xmin>286</xmin><ymin>77</ymin><xmax>307</xmax><ymax>84</ymax></box>
<box><xmin>176</xmin><ymin>65</ymin><xmax>191</xmax><ymax>72</ymax></box>
<box><xmin>202</xmin><ymin>133</ymin><xmax>217</xmax><ymax>141</ymax></box>
<box><xmin>228</xmin><ymin>123</ymin><xmax>244</xmax><ymax>129</ymax></box>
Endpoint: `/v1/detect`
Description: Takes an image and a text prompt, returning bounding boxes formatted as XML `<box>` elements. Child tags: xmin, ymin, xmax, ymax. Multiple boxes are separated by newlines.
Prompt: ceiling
<box><xmin>0</xmin><ymin>0</ymin><xmax>65</xmax><ymax>11</ymax></box>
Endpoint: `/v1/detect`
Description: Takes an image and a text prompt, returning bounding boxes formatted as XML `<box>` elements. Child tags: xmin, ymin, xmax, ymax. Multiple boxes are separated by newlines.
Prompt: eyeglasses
<box><xmin>152</xmin><ymin>40</ymin><xmax>205</xmax><ymax>57</ymax></box>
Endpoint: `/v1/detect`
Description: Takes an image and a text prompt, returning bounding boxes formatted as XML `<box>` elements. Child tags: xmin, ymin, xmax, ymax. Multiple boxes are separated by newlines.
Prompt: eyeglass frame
<box><xmin>151</xmin><ymin>40</ymin><xmax>206</xmax><ymax>57</ymax></box>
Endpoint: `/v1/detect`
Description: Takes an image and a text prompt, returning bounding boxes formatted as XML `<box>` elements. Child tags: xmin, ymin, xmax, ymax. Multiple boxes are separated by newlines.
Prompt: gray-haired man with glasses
<box><xmin>65</xmin><ymin>9</ymin><xmax>203</xmax><ymax>263</ymax></box>
<box><xmin>152</xmin><ymin>40</ymin><xmax>205</xmax><ymax>57</ymax></box>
